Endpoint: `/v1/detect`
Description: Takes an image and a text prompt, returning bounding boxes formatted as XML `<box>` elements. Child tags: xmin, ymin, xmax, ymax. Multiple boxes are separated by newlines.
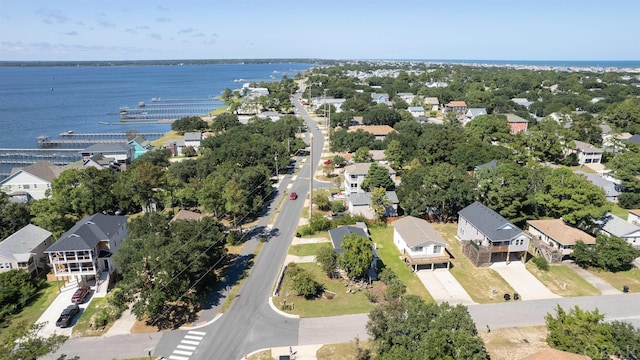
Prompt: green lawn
<box><xmin>289</xmin><ymin>242</ymin><xmax>332</xmax><ymax>256</ymax></box>
<box><xmin>273</xmin><ymin>262</ymin><xmax>377</xmax><ymax>317</ymax></box>
<box><xmin>317</xmin><ymin>340</ymin><xmax>372</xmax><ymax>360</ymax></box>
<box><xmin>525</xmin><ymin>262</ymin><xmax>600</xmax><ymax>297</ymax></box>
<box><xmin>431</xmin><ymin>223</ymin><xmax>515</xmax><ymax>303</ymax></box>
<box><xmin>0</xmin><ymin>281</ymin><xmax>60</xmax><ymax>344</ymax></box>
<box><xmin>369</xmin><ymin>225</ymin><xmax>434</xmax><ymax>302</ymax></box>
<box><xmin>72</xmin><ymin>296</ymin><xmax>123</xmax><ymax>337</ymax></box>
<box><xmin>610</xmin><ymin>202</ymin><xmax>631</xmax><ymax>220</ymax></box>
<box><xmin>589</xmin><ymin>267</ymin><xmax>640</xmax><ymax>293</ymax></box>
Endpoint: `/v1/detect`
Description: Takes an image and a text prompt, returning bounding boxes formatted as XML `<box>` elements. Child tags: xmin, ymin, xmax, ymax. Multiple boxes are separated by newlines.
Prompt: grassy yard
<box><xmin>0</xmin><ymin>281</ymin><xmax>60</xmax><ymax>344</ymax></box>
<box><xmin>589</xmin><ymin>267</ymin><xmax>640</xmax><ymax>293</ymax></box>
<box><xmin>317</xmin><ymin>339</ymin><xmax>372</xmax><ymax>360</ymax></box>
<box><xmin>431</xmin><ymin>223</ymin><xmax>515</xmax><ymax>303</ymax></box>
<box><xmin>72</xmin><ymin>296</ymin><xmax>122</xmax><ymax>337</ymax></box>
<box><xmin>369</xmin><ymin>225</ymin><xmax>434</xmax><ymax>302</ymax></box>
<box><xmin>247</xmin><ymin>349</ymin><xmax>273</xmax><ymax>360</ymax></box>
<box><xmin>289</xmin><ymin>242</ymin><xmax>332</xmax><ymax>256</ymax></box>
<box><xmin>273</xmin><ymin>262</ymin><xmax>378</xmax><ymax>318</ymax></box>
<box><xmin>525</xmin><ymin>262</ymin><xmax>600</xmax><ymax>297</ymax></box>
<box><xmin>610</xmin><ymin>202</ymin><xmax>631</xmax><ymax>220</ymax></box>
<box><xmin>479</xmin><ymin>325</ymin><xmax>550</xmax><ymax>360</ymax></box>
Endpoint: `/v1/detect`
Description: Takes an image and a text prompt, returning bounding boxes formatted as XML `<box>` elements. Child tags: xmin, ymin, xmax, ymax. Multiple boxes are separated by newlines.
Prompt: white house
<box><xmin>596</xmin><ymin>213</ymin><xmax>640</xmax><ymax>250</ymax></box>
<box><xmin>573</xmin><ymin>141</ymin><xmax>603</xmax><ymax>165</ymax></box>
<box><xmin>408</xmin><ymin>106</ymin><xmax>425</xmax><ymax>118</ymax></box>
<box><xmin>0</xmin><ymin>224</ymin><xmax>53</xmax><ymax>276</ymax></box>
<box><xmin>347</xmin><ymin>191</ymin><xmax>399</xmax><ymax>219</ymax></box>
<box><xmin>184</xmin><ymin>132</ymin><xmax>203</xmax><ymax>151</ymax></box>
<box><xmin>80</xmin><ymin>143</ymin><xmax>134</xmax><ymax>165</ymax></box>
<box><xmin>527</xmin><ymin>219</ymin><xmax>595</xmax><ymax>260</ymax></box>
<box><xmin>396</xmin><ymin>92</ymin><xmax>416</xmax><ymax>104</ymax></box>
<box><xmin>371</xmin><ymin>93</ymin><xmax>390</xmax><ymax>104</ymax></box>
<box><xmin>629</xmin><ymin>209</ymin><xmax>640</xmax><ymax>226</ymax></box>
<box><xmin>0</xmin><ymin>161</ymin><xmax>65</xmax><ymax>201</ymax></box>
<box><xmin>392</xmin><ymin>216</ymin><xmax>451</xmax><ymax>271</ymax></box>
<box><xmin>343</xmin><ymin>162</ymin><xmax>396</xmax><ymax>194</ymax></box>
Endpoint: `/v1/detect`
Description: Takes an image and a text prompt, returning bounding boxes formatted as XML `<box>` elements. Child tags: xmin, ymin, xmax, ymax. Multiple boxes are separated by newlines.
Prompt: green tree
<box><xmin>0</xmin><ymin>193</ymin><xmax>31</xmax><ymax>240</ymax></box>
<box><xmin>465</xmin><ymin>114</ymin><xmax>511</xmax><ymax>142</ymax></box>
<box><xmin>609</xmin><ymin>320</ymin><xmax>640</xmax><ymax>360</ymax></box>
<box><xmin>361</xmin><ymin>163</ymin><xmax>395</xmax><ymax>192</ymax></box>
<box><xmin>572</xmin><ymin>234</ymin><xmax>640</xmax><ymax>272</ymax></box>
<box><xmin>604</xmin><ymin>98</ymin><xmax>640</xmax><ymax>133</ymax></box>
<box><xmin>309</xmin><ymin>213</ymin><xmax>331</xmax><ymax>232</ymax></box>
<box><xmin>545</xmin><ymin>305</ymin><xmax>614</xmax><ymax>359</ymax></box>
<box><xmin>363</xmin><ymin>105</ymin><xmax>402</xmax><ymax>127</ymax></box>
<box><xmin>211</xmin><ymin>112</ymin><xmax>241</xmax><ymax>132</ymax></box>
<box><xmin>384</xmin><ymin>139</ymin><xmax>404</xmax><ymax>169</ymax></box>
<box><xmin>0</xmin><ymin>321</ymin><xmax>70</xmax><ymax>360</ymax></box>
<box><xmin>353</xmin><ymin>146</ymin><xmax>373</xmax><ymax>163</ymax></box>
<box><xmin>0</xmin><ymin>270</ymin><xmax>43</xmax><ymax>324</ymax></box>
<box><xmin>338</xmin><ymin>234</ymin><xmax>373</xmax><ymax>278</ymax></box>
<box><xmin>370</xmin><ymin>187</ymin><xmax>391</xmax><ymax>223</ymax></box>
<box><xmin>171</xmin><ymin>116</ymin><xmax>208</xmax><ymax>134</ymax></box>
<box><xmin>315</xmin><ymin>245</ymin><xmax>338</xmax><ymax>277</ymax></box>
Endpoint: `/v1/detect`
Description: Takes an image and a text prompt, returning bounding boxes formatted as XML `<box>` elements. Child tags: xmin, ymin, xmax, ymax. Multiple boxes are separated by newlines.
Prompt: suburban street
<box><xmin>43</xmin><ymin>88</ymin><xmax>640</xmax><ymax>360</ymax></box>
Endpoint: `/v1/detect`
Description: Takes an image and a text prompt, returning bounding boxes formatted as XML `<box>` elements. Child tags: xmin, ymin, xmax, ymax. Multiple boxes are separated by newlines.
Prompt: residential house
<box><xmin>370</xmin><ymin>93</ymin><xmax>390</xmax><ymax>104</ymax></box>
<box><xmin>527</xmin><ymin>219</ymin><xmax>596</xmax><ymax>262</ymax></box>
<box><xmin>575</xmin><ymin>171</ymin><xmax>622</xmax><ymax>203</ymax></box>
<box><xmin>347</xmin><ymin>191</ymin><xmax>399</xmax><ymax>219</ymax></box>
<box><xmin>369</xmin><ymin>150</ymin><xmax>386</xmax><ymax>162</ymax></box>
<box><xmin>396</xmin><ymin>92</ymin><xmax>415</xmax><ymax>104</ymax></box>
<box><xmin>628</xmin><ymin>209</ymin><xmax>640</xmax><ymax>226</ymax></box>
<box><xmin>505</xmin><ymin>113</ymin><xmax>529</xmax><ymax>134</ymax></box>
<box><xmin>444</xmin><ymin>101</ymin><xmax>468</xmax><ymax>115</ymax></box>
<box><xmin>45</xmin><ymin>214</ymin><xmax>128</xmax><ymax>290</ymax></box>
<box><xmin>348</xmin><ymin>125</ymin><xmax>396</xmax><ymax>141</ymax></box>
<box><xmin>170</xmin><ymin>209</ymin><xmax>204</xmax><ymax>223</ymax></box>
<box><xmin>408</xmin><ymin>106</ymin><xmax>425</xmax><ymax>118</ymax></box>
<box><xmin>256</xmin><ymin>111</ymin><xmax>283</xmax><ymax>121</ymax></box>
<box><xmin>474</xmin><ymin>159</ymin><xmax>498</xmax><ymax>172</ymax></box>
<box><xmin>0</xmin><ymin>224</ymin><xmax>53</xmax><ymax>276</ymax></box>
<box><xmin>312</xmin><ymin>98</ymin><xmax>346</xmax><ymax>113</ymax></box>
<box><xmin>596</xmin><ymin>213</ymin><xmax>640</xmax><ymax>250</ymax></box>
<box><xmin>464</xmin><ymin>108</ymin><xmax>488</xmax><ymax>124</ymax></box>
<box><xmin>457</xmin><ymin>201</ymin><xmax>530</xmax><ymax>266</ymax></box>
<box><xmin>423</xmin><ymin>97</ymin><xmax>440</xmax><ymax>112</ymax></box>
<box><xmin>0</xmin><ymin>161</ymin><xmax>65</xmax><ymax>201</ymax></box>
<box><xmin>511</xmin><ymin>98</ymin><xmax>533</xmax><ymax>109</ymax></box>
<box><xmin>343</xmin><ymin>162</ymin><xmax>397</xmax><ymax>194</ymax></box>
<box><xmin>82</xmin><ymin>154</ymin><xmax>115</xmax><ymax>170</ymax></box>
<box><xmin>328</xmin><ymin>224</ymin><xmax>378</xmax><ymax>279</ymax></box>
<box><xmin>522</xmin><ymin>348</ymin><xmax>590</xmax><ymax>360</ymax></box>
<box><xmin>623</xmin><ymin>134</ymin><xmax>640</xmax><ymax>145</ymax></box>
<box><xmin>572</xmin><ymin>141</ymin><xmax>603</xmax><ymax>165</ymax></box>
<box><xmin>128</xmin><ymin>136</ymin><xmax>154</xmax><ymax>160</ymax></box>
<box><xmin>184</xmin><ymin>132</ymin><xmax>203</xmax><ymax>152</ymax></box>
<box><xmin>166</xmin><ymin>139</ymin><xmax>186</xmax><ymax>156</ymax></box>
<box><xmin>80</xmin><ymin>143</ymin><xmax>134</xmax><ymax>165</ymax></box>
<box><xmin>392</xmin><ymin>216</ymin><xmax>452</xmax><ymax>271</ymax></box>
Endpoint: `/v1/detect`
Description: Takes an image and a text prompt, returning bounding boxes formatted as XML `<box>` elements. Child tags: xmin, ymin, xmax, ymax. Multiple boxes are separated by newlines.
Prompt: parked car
<box><xmin>56</xmin><ymin>304</ymin><xmax>80</xmax><ymax>328</ymax></box>
<box><xmin>289</xmin><ymin>192</ymin><xmax>298</xmax><ymax>200</ymax></box>
<box><xmin>324</xmin><ymin>159</ymin><xmax>332</xmax><ymax>165</ymax></box>
<box><xmin>71</xmin><ymin>285</ymin><xmax>91</xmax><ymax>304</ymax></box>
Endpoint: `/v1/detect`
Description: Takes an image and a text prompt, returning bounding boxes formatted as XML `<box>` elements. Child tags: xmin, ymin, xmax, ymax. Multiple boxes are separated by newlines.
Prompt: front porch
<box><xmin>401</xmin><ymin>249</ymin><xmax>453</xmax><ymax>271</ymax></box>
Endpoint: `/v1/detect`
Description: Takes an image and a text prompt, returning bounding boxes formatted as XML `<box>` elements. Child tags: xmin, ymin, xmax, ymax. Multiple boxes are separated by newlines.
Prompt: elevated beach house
<box><xmin>45</xmin><ymin>213</ymin><xmax>128</xmax><ymax>292</ymax></box>
<box><xmin>393</xmin><ymin>216</ymin><xmax>452</xmax><ymax>271</ymax></box>
<box><xmin>527</xmin><ymin>219</ymin><xmax>596</xmax><ymax>263</ymax></box>
<box><xmin>457</xmin><ymin>202</ymin><xmax>530</xmax><ymax>266</ymax></box>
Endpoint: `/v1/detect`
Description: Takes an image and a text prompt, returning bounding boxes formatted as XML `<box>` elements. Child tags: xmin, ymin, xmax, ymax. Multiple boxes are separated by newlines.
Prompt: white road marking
<box><xmin>173</xmin><ymin>349</ymin><xmax>193</xmax><ymax>356</ymax></box>
<box><xmin>181</xmin><ymin>340</ymin><xmax>200</xmax><ymax>345</ymax></box>
<box><xmin>177</xmin><ymin>344</ymin><xmax>197</xmax><ymax>351</ymax></box>
<box><xmin>188</xmin><ymin>330</ymin><xmax>206</xmax><ymax>336</ymax></box>
<box><xmin>184</xmin><ymin>335</ymin><xmax>203</xmax><ymax>341</ymax></box>
<box><xmin>168</xmin><ymin>356</ymin><xmax>189</xmax><ymax>360</ymax></box>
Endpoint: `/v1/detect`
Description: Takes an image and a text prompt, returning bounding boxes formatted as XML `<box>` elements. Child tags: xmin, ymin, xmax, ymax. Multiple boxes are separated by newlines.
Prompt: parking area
<box><xmin>490</xmin><ymin>261</ymin><xmax>560</xmax><ymax>301</ymax></box>
<box><xmin>35</xmin><ymin>280</ymin><xmax>94</xmax><ymax>338</ymax></box>
<box><xmin>416</xmin><ymin>268</ymin><xmax>476</xmax><ymax>305</ymax></box>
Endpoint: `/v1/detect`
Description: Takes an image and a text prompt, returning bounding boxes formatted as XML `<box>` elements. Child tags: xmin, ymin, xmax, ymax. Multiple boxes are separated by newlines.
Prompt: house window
<box><xmin>23</xmin><ymin>184</ymin><xmax>30</xmax><ymax>189</ymax></box>
<box><xmin>350</xmin><ymin>175</ymin><xmax>357</xmax><ymax>179</ymax></box>
<box><xmin>0</xmin><ymin>263</ymin><xmax>12</xmax><ymax>269</ymax></box>
<box><xmin>414</xmin><ymin>246</ymin><xmax>423</xmax><ymax>252</ymax></box>
<box><xmin>351</xmin><ymin>183</ymin><xmax>358</xmax><ymax>188</ymax></box>
<box><xmin>433</xmin><ymin>245</ymin><xmax>441</xmax><ymax>253</ymax></box>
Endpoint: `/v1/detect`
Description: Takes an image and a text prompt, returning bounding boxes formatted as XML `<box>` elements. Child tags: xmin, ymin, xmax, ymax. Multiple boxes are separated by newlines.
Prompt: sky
<box><xmin>0</xmin><ymin>0</ymin><xmax>638</xmax><ymax>62</ymax></box>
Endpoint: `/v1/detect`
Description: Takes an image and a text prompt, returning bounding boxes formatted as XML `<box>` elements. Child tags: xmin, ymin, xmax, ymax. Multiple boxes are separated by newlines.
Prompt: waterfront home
<box><xmin>128</xmin><ymin>136</ymin><xmax>154</xmax><ymax>160</ymax></box>
<box><xmin>0</xmin><ymin>160</ymin><xmax>65</xmax><ymax>201</ymax></box>
<box><xmin>45</xmin><ymin>213</ymin><xmax>128</xmax><ymax>293</ymax></box>
<box><xmin>457</xmin><ymin>201</ymin><xmax>530</xmax><ymax>266</ymax></box>
<box><xmin>343</xmin><ymin>162</ymin><xmax>397</xmax><ymax>194</ymax></box>
<box><xmin>184</xmin><ymin>132</ymin><xmax>203</xmax><ymax>152</ymax></box>
<box><xmin>392</xmin><ymin>216</ymin><xmax>451</xmax><ymax>271</ymax></box>
<box><xmin>80</xmin><ymin>143</ymin><xmax>134</xmax><ymax>166</ymax></box>
<box><xmin>83</xmin><ymin>153</ymin><xmax>115</xmax><ymax>170</ymax></box>
<box><xmin>527</xmin><ymin>219</ymin><xmax>595</xmax><ymax>262</ymax></box>
<box><xmin>0</xmin><ymin>224</ymin><xmax>53</xmax><ymax>276</ymax></box>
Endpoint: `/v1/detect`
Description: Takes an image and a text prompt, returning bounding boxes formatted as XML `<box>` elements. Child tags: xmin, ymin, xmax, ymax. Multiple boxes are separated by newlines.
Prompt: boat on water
<box><xmin>98</xmin><ymin>121</ymin><xmax>109</xmax><ymax>125</ymax></box>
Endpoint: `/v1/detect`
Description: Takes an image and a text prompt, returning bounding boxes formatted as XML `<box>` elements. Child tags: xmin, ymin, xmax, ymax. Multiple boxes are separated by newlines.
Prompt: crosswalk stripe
<box><xmin>177</xmin><ymin>344</ymin><xmax>197</xmax><ymax>351</ymax></box>
<box><xmin>181</xmin><ymin>340</ymin><xmax>200</xmax><ymax>345</ymax></box>
<box><xmin>188</xmin><ymin>330</ymin><xmax>206</xmax><ymax>336</ymax></box>
<box><xmin>169</xmin><ymin>356</ymin><xmax>189</xmax><ymax>360</ymax></box>
<box><xmin>184</xmin><ymin>335</ymin><xmax>203</xmax><ymax>340</ymax></box>
<box><xmin>173</xmin><ymin>349</ymin><xmax>193</xmax><ymax>356</ymax></box>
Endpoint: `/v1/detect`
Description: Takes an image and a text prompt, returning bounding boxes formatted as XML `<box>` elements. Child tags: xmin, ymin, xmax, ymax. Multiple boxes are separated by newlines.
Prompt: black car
<box><xmin>56</xmin><ymin>304</ymin><xmax>80</xmax><ymax>328</ymax></box>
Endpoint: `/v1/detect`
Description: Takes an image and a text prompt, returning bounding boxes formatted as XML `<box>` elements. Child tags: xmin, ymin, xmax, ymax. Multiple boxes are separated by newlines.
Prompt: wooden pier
<box><xmin>119</xmin><ymin>97</ymin><xmax>222</xmax><ymax>121</ymax></box>
<box><xmin>59</xmin><ymin>132</ymin><xmax>165</xmax><ymax>139</ymax></box>
<box><xmin>37</xmin><ymin>136</ymin><xmax>128</xmax><ymax>149</ymax></box>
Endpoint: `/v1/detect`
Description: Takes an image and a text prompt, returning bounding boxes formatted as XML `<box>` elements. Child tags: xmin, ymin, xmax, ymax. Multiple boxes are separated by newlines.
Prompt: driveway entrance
<box><xmin>490</xmin><ymin>261</ymin><xmax>560</xmax><ymax>301</ymax></box>
<box><xmin>416</xmin><ymin>269</ymin><xmax>476</xmax><ymax>305</ymax></box>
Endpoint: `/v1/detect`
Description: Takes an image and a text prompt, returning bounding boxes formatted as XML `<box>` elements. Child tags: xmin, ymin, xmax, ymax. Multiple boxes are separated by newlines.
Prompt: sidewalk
<box><xmin>267</xmin><ymin>344</ymin><xmax>322</xmax><ymax>360</ymax></box>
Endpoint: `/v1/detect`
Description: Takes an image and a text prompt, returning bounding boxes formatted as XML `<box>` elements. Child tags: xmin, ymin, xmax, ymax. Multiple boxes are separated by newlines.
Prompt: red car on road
<box><xmin>71</xmin><ymin>285</ymin><xmax>91</xmax><ymax>304</ymax></box>
<box><xmin>289</xmin><ymin>192</ymin><xmax>298</xmax><ymax>200</ymax></box>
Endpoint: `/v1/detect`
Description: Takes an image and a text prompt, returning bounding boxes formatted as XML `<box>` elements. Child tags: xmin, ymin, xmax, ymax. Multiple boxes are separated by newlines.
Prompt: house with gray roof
<box><xmin>393</xmin><ymin>216</ymin><xmax>451</xmax><ymax>271</ymax></box>
<box><xmin>465</xmin><ymin>108</ymin><xmax>488</xmax><ymax>124</ymax></box>
<box><xmin>328</xmin><ymin>225</ymin><xmax>369</xmax><ymax>253</ymax></box>
<box><xmin>45</xmin><ymin>213</ymin><xmax>128</xmax><ymax>291</ymax></box>
<box><xmin>474</xmin><ymin>159</ymin><xmax>498</xmax><ymax>172</ymax></box>
<box><xmin>347</xmin><ymin>191</ymin><xmax>399</xmax><ymax>220</ymax></box>
<box><xmin>596</xmin><ymin>213</ymin><xmax>640</xmax><ymax>250</ymax></box>
<box><xmin>575</xmin><ymin>171</ymin><xmax>622</xmax><ymax>203</ymax></box>
<box><xmin>457</xmin><ymin>201</ymin><xmax>530</xmax><ymax>266</ymax></box>
<box><xmin>573</xmin><ymin>141</ymin><xmax>603</xmax><ymax>165</ymax></box>
<box><xmin>80</xmin><ymin>143</ymin><xmax>134</xmax><ymax>165</ymax></box>
<box><xmin>0</xmin><ymin>224</ymin><xmax>53</xmax><ymax>276</ymax></box>
<box><xmin>343</xmin><ymin>162</ymin><xmax>397</xmax><ymax>194</ymax></box>
<box><xmin>408</xmin><ymin>106</ymin><xmax>425</xmax><ymax>118</ymax></box>
<box><xmin>370</xmin><ymin>93</ymin><xmax>390</xmax><ymax>104</ymax></box>
<box><xmin>0</xmin><ymin>161</ymin><xmax>65</xmax><ymax>201</ymax></box>
<box><xmin>83</xmin><ymin>153</ymin><xmax>114</xmax><ymax>170</ymax></box>
<box><xmin>128</xmin><ymin>136</ymin><xmax>154</xmax><ymax>160</ymax></box>
<box><xmin>183</xmin><ymin>132</ymin><xmax>203</xmax><ymax>152</ymax></box>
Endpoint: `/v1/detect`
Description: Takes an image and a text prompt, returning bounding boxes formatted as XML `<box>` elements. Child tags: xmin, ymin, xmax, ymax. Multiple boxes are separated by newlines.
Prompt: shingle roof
<box><xmin>348</xmin><ymin>191</ymin><xmax>399</xmax><ymax>206</ymax></box>
<box><xmin>475</xmin><ymin>159</ymin><xmax>498</xmax><ymax>170</ymax></box>
<box><xmin>46</xmin><ymin>213</ymin><xmax>127</xmax><ymax>252</ymax></box>
<box><xmin>504</xmin><ymin>113</ymin><xmax>529</xmax><ymax>123</ymax></box>
<box><xmin>574</xmin><ymin>140</ymin><xmax>603</xmax><ymax>153</ymax></box>
<box><xmin>423</xmin><ymin>97</ymin><xmax>440</xmax><ymax>105</ymax></box>
<box><xmin>596</xmin><ymin>213</ymin><xmax>640</xmax><ymax>238</ymax></box>
<box><xmin>184</xmin><ymin>132</ymin><xmax>202</xmax><ymax>141</ymax></box>
<box><xmin>527</xmin><ymin>219</ymin><xmax>595</xmax><ymax>246</ymax></box>
<box><xmin>575</xmin><ymin>171</ymin><xmax>621</xmax><ymax>198</ymax></box>
<box><xmin>0</xmin><ymin>224</ymin><xmax>52</xmax><ymax>262</ymax></box>
<box><xmin>328</xmin><ymin>225</ymin><xmax>368</xmax><ymax>253</ymax></box>
<box><xmin>446</xmin><ymin>101</ymin><xmax>467</xmax><ymax>107</ymax></box>
<box><xmin>393</xmin><ymin>216</ymin><xmax>447</xmax><ymax>248</ymax></box>
<box><xmin>458</xmin><ymin>202</ymin><xmax>527</xmax><ymax>242</ymax></box>
<box><xmin>344</xmin><ymin>162</ymin><xmax>396</xmax><ymax>176</ymax></box>
<box><xmin>83</xmin><ymin>143</ymin><xmax>132</xmax><ymax>152</ymax></box>
<box><xmin>630</xmin><ymin>209</ymin><xmax>640</xmax><ymax>217</ymax></box>
<box><xmin>521</xmin><ymin>348</ymin><xmax>590</xmax><ymax>360</ymax></box>
<box><xmin>170</xmin><ymin>209</ymin><xmax>203</xmax><ymax>222</ymax></box>
<box><xmin>348</xmin><ymin>125</ymin><xmax>396</xmax><ymax>136</ymax></box>
<box><xmin>14</xmin><ymin>161</ymin><xmax>65</xmax><ymax>183</ymax></box>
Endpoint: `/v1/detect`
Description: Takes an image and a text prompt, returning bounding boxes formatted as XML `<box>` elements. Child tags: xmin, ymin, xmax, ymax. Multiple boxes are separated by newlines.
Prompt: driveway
<box><xmin>416</xmin><ymin>269</ymin><xmax>476</xmax><ymax>305</ymax></box>
<box><xmin>35</xmin><ymin>281</ymin><xmax>94</xmax><ymax>338</ymax></box>
<box><xmin>490</xmin><ymin>261</ymin><xmax>560</xmax><ymax>301</ymax></box>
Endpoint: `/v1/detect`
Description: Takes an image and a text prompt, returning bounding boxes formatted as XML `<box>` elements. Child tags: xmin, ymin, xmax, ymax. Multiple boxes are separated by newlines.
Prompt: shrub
<box><xmin>297</xmin><ymin>225</ymin><xmax>315</xmax><ymax>236</ymax></box>
<box><xmin>365</xmin><ymin>290</ymin><xmax>378</xmax><ymax>303</ymax></box>
<box><xmin>330</xmin><ymin>201</ymin><xmax>345</xmax><ymax>214</ymax></box>
<box><xmin>287</xmin><ymin>264</ymin><xmax>323</xmax><ymax>299</ymax></box>
<box><xmin>532</xmin><ymin>256</ymin><xmax>550</xmax><ymax>271</ymax></box>
<box><xmin>309</xmin><ymin>213</ymin><xmax>331</xmax><ymax>232</ymax></box>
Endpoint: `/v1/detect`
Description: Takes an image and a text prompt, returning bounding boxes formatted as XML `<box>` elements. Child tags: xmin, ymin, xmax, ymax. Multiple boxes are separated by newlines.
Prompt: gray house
<box><xmin>457</xmin><ymin>201</ymin><xmax>530</xmax><ymax>266</ymax></box>
<box><xmin>575</xmin><ymin>171</ymin><xmax>623</xmax><ymax>203</ymax></box>
<box><xmin>347</xmin><ymin>191</ymin><xmax>399</xmax><ymax>220</ymax></box>
<box><xmin>0</xmin><ymin>224</ymin><xmax>53</xmax><ymax>276</ymax></box>
<box><xmin>596</xmin><ymin>213</ymin><xmax>640</xmax><ymax>250</ymax></box>
<box><xmin>328</xmin><ymin>225</ymin><xmax>369</xmax><ymax>253</ymax></box>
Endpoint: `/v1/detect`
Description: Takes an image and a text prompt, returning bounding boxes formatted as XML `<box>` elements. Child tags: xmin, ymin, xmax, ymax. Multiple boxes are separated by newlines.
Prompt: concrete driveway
<box><xmin>416</xmin><ymin>269</ymin><xmax>476</xmax><ymax>305</ymax></box>
<box><xmin>490</xmin><ymin>261</ymin><xmax>560</xmax><ymax>301</ymax></box>
<box><xmin>35</xmin><ymin>281</ymin><xmax>93</xmax><ymax>338</ymax></box>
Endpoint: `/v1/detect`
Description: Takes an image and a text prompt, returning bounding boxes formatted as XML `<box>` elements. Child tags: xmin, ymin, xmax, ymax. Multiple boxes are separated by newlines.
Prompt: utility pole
<box><xmin>274</xmin><ymin>152</ymin><xmax>279</xmax><ymax>178</ymax></box>
<box><xmin>309</xmin><ymin>133</ymin><xmax>313</xmax><ymax>219</ymax></box>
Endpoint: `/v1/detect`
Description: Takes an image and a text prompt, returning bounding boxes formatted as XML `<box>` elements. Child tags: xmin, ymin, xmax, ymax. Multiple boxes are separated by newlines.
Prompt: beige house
<box><xmin>393</xmin><ymin>216</ymin><xmax>452</xmax><ymax>271</ymax></box>
<box><xmin>348</xmin><ymin>125</ymin><xmax>396</xmax><ymax>140</ymax></box>
<box><xmin>527</xmin><ymin>219</ymin><xmax>595</xmax><ymax>262</ymax></box>
<box><xmin>0</xmin><ymin>224</ymin><xmax>53</xmax><ymax>276</ymax></box>
<box><xmin>573</xmin><ymin>140</ymin><xmax>603</xmax><ymax>165</ymax></box>
<box><xmin>0</xmin><ymin>161</ymin><xmax>65</xmax><ymax>201</ymax></box>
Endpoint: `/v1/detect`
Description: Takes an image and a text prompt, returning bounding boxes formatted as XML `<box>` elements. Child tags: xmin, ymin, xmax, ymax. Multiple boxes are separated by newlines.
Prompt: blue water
<box><xmin>0</xmin><ymin>63</ymin><xmax>312</xmax><ymax>149</ymax></box>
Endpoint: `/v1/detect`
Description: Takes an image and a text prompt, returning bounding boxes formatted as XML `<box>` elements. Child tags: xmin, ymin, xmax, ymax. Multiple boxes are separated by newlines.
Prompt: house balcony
<box><xmin>401</xmin><ymin>250</ymin><xmax>452</xmax><ymax>266</ymax></box>
<box><xmin>489</xmin><ymin>244</ymin><xmax>510</xmax><ymax>253</ymax></box>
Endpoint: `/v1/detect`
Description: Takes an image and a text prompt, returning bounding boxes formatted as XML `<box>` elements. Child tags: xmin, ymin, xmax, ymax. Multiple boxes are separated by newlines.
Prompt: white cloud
<box><xmin>37</xmin><ymin>8</ymin><xmax>71</xmax><ymax>25</ymax></box>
